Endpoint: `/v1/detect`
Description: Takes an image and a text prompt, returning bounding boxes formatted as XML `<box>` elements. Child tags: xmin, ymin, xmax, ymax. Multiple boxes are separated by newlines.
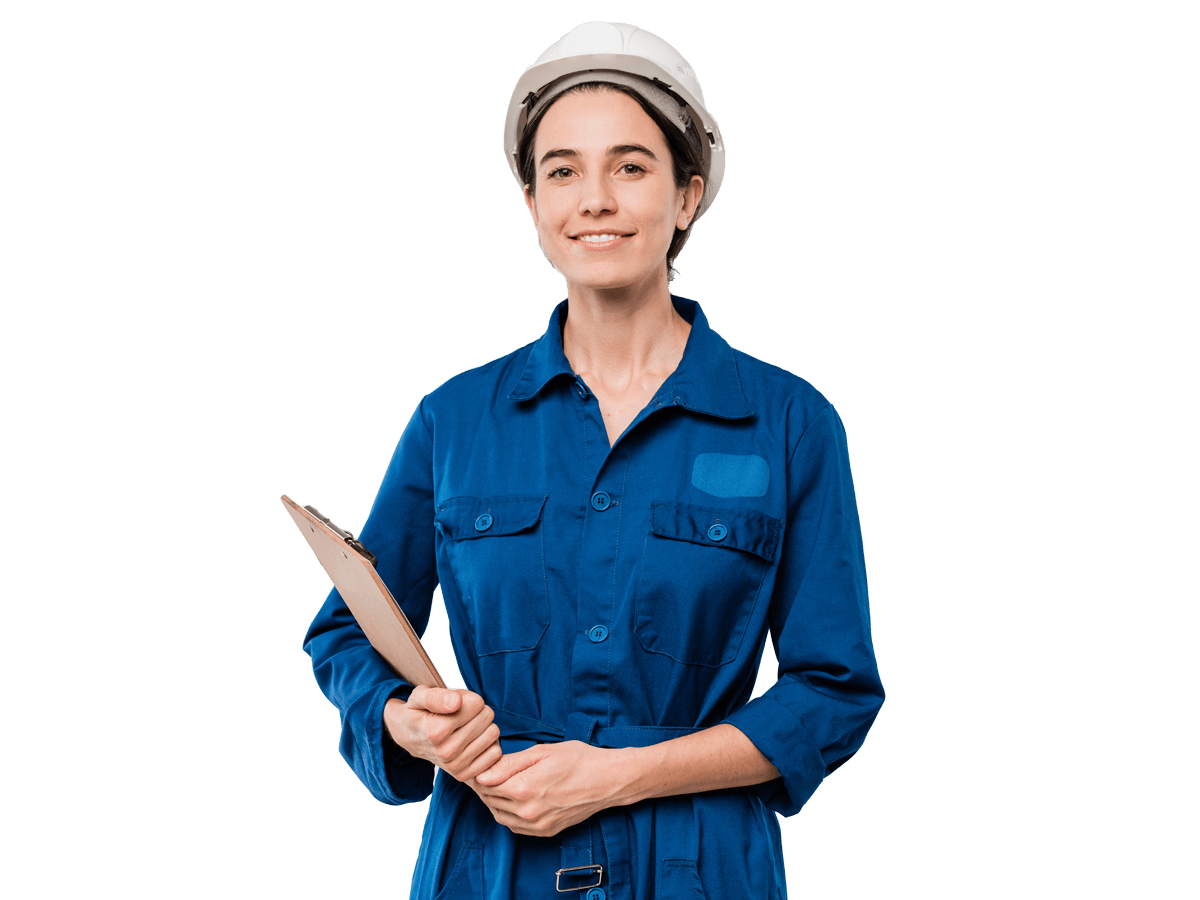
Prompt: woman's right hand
<box><xmin>384</xmin><ymin>686</ymin><xmax>502</xmax><ymax>783</ymax></box>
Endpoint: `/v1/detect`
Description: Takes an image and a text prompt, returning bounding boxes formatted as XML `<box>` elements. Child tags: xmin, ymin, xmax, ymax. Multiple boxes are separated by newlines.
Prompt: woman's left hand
<box><xmin>471</xmin><ymin>741</ymin><xmax>633</xmax><ymax>837</ymax></box>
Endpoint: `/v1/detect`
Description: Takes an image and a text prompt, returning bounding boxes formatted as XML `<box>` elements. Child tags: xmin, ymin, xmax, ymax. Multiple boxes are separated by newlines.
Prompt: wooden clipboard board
<box><xmin>283</xmin><ymin>494</ymin><xmax>445</xmax><ymax>688</ymax></box>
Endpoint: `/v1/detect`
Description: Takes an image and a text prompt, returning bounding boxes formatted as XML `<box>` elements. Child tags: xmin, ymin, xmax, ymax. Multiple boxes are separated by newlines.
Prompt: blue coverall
<box><xmin>304</xmin><ymin>297</ymin><xmax>884</xmax><ymax>899</ymax></box>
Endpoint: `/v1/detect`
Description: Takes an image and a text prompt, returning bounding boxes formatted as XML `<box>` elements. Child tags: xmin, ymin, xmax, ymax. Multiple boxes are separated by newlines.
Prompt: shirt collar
<box><xmin>507</xmin><ymin>296</ymin><xmax>753</xmax><ymax>420</ymax></box>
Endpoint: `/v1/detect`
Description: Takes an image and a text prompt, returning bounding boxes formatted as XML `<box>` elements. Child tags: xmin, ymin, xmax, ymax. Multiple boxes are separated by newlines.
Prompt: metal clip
<box><xmin>303</xmin><ymin>505</ymin><xmax>378</xmax><ymax>568</ymax></box>
<box><xmin>555</xmin><ymin>864</ymin><xmax>603</xmax><ymax>892</ymax></box>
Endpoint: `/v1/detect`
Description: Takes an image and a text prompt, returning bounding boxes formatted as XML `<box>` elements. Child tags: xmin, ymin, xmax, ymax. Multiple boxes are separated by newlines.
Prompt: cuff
<box><xmin>363</xmin><ymin>681</ymin><xmax>435</xmax><ymax>805</ymax></box>
<box><xmin>724</xmin><ymin>693</ymin><xmax>828</xmax><ymax>817</ymax></box>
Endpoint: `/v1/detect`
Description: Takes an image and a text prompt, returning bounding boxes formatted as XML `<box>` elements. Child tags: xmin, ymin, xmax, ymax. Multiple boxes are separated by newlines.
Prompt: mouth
<box><xmin>570</xmin><ymin>232</ymin><xmax>633</xmax><ymax>249</ymax></box>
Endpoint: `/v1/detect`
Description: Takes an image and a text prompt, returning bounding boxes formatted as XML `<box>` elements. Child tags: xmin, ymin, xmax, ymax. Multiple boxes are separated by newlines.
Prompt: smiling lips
<box><xmin>572</xmin><ymin>232</ymin><xmax>631</xmax><ymax>248</ymax></box>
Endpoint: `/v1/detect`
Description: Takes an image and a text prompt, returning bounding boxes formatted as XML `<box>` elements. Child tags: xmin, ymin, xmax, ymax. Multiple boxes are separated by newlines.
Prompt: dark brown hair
<box><xmin>517</xmin><ymin>82</ymin><xmax>706</xmax><ymax>281</ymax></box>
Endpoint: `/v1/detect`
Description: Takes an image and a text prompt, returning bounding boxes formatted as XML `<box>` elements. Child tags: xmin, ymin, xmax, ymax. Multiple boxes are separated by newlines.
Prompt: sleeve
<box><xmin>302</xmin><ymin>400</ymin><xmax>440</xmax><ymax>805</ymax></box>
<box><xmin>723</xmin><ymin>403</ymin><xmax>885</xmax><ymax>816</ymax></box>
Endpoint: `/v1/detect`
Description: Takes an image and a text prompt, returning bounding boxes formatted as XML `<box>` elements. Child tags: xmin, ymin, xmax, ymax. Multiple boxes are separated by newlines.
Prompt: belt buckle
<box><xmin>555</xmin><ymin>864</ymin><xmax>603</xmax><ymax>892</ymax></box>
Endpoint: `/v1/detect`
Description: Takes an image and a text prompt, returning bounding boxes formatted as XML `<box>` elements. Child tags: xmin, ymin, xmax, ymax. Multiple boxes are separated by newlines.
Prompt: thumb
<box><xmin>409</xmin><ymin>686</ymin><xmax>462</xmax><ymax>715</ymax></box>
<box><xmin>475</xmin><ymin>747</ymin><xmax>541</xmax><ymax>786</ymax></box>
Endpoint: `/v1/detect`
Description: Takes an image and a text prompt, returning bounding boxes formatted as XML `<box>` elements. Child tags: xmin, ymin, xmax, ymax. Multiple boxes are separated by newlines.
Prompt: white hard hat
<box><xmin>504</xmin><ymin>22</ymin><xmax>724</xmax><ymax>221</ymax></box>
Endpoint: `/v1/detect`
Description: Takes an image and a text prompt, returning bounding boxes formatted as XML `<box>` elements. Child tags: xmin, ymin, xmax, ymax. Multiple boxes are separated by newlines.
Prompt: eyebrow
<box><xmin>538</xmin><ymin>144</ymin><xmax>660</xmax><ymax>167</ymax></box>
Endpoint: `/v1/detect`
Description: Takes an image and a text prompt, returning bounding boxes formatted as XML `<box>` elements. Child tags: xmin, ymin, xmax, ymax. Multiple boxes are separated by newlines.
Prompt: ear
<box><xmin>676</xmin><ymin>175</ymin><xmax>704</xmax><ymax>231</ymax></box>
<box><xmin>525</xmin><ymin>184</ymin><xmax>540</xmax><ymax>226</ymax></box>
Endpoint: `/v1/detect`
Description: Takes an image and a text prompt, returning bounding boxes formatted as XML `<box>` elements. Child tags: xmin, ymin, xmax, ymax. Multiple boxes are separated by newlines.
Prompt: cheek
<box><xmin>533</xmin><ymin>194</ymin><xmax>570</xmax><ymax>234</ymax></box>
<box><xmin>645</xmin><ymin>196</ymin><xmax>680</xmax><ymax>243</ymax></box>
<box><xmin>646</xmin><ymin>188</ymin><xmax>681</xmax><ymax>226</ymax></box>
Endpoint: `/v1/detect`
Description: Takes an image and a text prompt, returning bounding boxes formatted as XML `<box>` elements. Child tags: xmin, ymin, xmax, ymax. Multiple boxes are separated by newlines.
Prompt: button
<box><xmin>474</xmin><ymin>513</ymin><xmax>493</xmax><ymax>532</ymax></box>
<box><xmin>707</xmin><ymin>523</ymin><xmax>728</xmax><ymax>542</ymax></box>
<box><xmin>590</xmin><ymin>491</ymin><xmax>611</xmax><ymax>511</ymax></box>
<box><xmin>588</xmin><ymin>624</ymin><xmax>609</xmax><ymax>643</ymax></box>
<box><xmin>587</xmin><ymin>890</ymin><xmax>606</xmax><ymax>900</ymax></box>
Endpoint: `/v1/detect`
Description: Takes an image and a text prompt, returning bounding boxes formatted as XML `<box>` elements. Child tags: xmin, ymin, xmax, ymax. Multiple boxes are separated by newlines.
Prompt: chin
<box><xmin>561</xmin><ymin>262</ymin><xmax>665</xmax><ymax>294</ymax></box>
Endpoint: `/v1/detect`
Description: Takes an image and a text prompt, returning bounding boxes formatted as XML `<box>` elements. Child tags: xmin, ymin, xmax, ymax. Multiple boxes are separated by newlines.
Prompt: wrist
<box><xmin>383</xmin><ymin>697</ymin><xmax>413</xmax><ymax>753</ymax></box>
<box><xmin>607</xmin><ymin>744</ymin><xmax>658</xmax><ymax>807</ymax></box>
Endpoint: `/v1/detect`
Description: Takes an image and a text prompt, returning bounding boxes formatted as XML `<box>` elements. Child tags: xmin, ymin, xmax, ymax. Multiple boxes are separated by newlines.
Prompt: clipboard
<box><xmin>283</xmin><ymin>494</ymin><xmax>445</xmax><ymax>688</ymax></box>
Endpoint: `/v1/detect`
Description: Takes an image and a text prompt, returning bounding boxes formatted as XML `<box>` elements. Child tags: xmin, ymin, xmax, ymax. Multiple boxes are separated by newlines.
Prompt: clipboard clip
<box><xmin>303</xmin><ymin>505</ymin><xmax>378</xmax><ymax>569</ymax></box>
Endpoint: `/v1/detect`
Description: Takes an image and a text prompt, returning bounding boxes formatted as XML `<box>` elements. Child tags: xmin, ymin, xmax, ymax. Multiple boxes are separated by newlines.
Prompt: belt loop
<box><xmin>559</xmin><ymin>817</ymin><xmax>599</xmax><ymax>891</ymax></box>
<box><xmin>564</xmin><ymin>712</ymin><xmax>599</xmax><ymax>744</ymax></box>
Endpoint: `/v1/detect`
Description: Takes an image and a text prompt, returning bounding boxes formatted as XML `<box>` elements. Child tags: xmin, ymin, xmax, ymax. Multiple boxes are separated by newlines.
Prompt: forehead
<box><xmin>534</xmin><ymin>88</ymin><xmax>669</xmax><ymax>159</ymax></box>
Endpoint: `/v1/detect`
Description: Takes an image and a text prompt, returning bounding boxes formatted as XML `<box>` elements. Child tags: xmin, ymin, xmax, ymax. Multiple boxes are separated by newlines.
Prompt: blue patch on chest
<box><xmin>691</xmin><ymin>453</ymin><xmax>770</xmax><ymax>498</ymax></box>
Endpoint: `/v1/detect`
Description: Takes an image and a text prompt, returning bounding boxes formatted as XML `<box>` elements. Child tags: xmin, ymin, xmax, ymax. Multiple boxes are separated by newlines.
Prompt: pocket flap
<box><xmin>649</xmin><ymin>501</ymin><xmax>781</xmax><ymax>562</ymax></box>
<box><xmin>436</xmin><ymin>494</ymin><xmax>548</xmax><ymax>541</ymax></box>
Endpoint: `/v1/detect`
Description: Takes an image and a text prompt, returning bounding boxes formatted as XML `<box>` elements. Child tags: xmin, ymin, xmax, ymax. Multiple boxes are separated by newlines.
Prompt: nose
<box><xmin>578</xmin><ymin>172</ymin><xmax>616</xmax><ymax>217</ymax></box>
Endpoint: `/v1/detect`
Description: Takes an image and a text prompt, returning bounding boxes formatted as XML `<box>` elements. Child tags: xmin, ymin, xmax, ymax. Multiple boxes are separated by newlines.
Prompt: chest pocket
<box><xmin>634</xmin><ymin>502</ymin><xmax>781</xmax><ymax>667</ymax></box>
<box><xmin>435</xmin><ymin>495</ymin><xmax>549</xmax><ymax>656</ymax></box>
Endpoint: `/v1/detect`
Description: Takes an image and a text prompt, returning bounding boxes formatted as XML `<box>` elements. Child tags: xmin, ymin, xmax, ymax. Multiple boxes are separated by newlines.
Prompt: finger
<box><xmin>437</xmin><ymin>709</ymin><xmax>497</xmax><ymax>772</ymax></box>
<box><xmin>411</xmin><ymin>687</ymin><xmax>488</xmax><ymax>719</ymax></box>
<box><xmin>419</xmin><ymin>687</ymin><xmax>464</xmax><ymax>716</ymax></box>
<box><xmin>454</xmin><ymin>729</ymin><xmax>504</xmax><ymax>783</ymax></box>
<box><xmin>455</xmin><ymin>691</ymin><xmax>486</xmax><ymax>718</ymax></box>
<box><xmin>488</xmin><ymin>807</ymin><xmax>561</xmax><ymax>838</ymax></box>
<box><xmin>476</xmin><ymin>746</ymin><xmax>542</xmax><ymax>786</ymax></box>
<box><xmin>404</xmin><ymin>685</ymin><xmax>435</xmax><ymax>712</ymax></box>
<box><xmin>429</xmin><ymin>688</ymin><xmax>488</xmax><ymax>718</ymax></box>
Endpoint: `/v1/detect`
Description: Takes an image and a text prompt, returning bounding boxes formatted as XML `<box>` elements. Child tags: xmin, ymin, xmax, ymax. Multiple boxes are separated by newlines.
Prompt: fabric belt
<box><xmin>492</xmin><ymin>707</ymin><xmax>703</xmax><ymax>752</ymax></box>
<box><xmin>491</xmin><ymin>708</ymin><xmax>704</xmax><ymax>897</ymax></box>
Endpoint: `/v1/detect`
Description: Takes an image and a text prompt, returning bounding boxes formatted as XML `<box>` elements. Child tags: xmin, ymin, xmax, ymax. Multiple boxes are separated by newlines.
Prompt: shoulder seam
<box><xmin>786</xmin><ymin>401</ymin><xmax>835</xmax><ymax>469</ymax></box>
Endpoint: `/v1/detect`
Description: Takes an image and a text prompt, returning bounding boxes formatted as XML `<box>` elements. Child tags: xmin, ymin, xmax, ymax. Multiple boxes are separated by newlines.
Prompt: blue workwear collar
<box><xmin>507</xmin><ymin>296</ymin><xmax>753</xmax><ymax>419</ymax></box>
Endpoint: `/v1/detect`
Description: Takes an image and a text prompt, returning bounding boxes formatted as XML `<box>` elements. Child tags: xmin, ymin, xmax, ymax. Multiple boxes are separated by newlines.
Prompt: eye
<box><xmin>546</xmin><ymin>166</ymin><xmax>574</xmax><ymax>179</ymax></box>
<box><xmin>620</xmin><ymin>163</ymin><xmax>645</xmax><ymax>175</ymax></box>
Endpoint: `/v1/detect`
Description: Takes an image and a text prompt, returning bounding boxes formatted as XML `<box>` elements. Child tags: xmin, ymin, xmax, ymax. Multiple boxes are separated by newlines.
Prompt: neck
<box><xmin>562</xmin><ymin>272</ymin><xmax>689</xmax><ymax>381</ymax></box>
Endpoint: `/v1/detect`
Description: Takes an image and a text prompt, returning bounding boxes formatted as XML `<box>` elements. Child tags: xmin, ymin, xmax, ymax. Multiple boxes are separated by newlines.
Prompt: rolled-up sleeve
<box><xmin>724</xmin><ymin>403</ymin><xmax>884</xmax><ymax>816</ymax></box>
<box><xmin>303</xmin><ymin>401</ymin><xmax>439</xmax><ymax>805</ymax></box>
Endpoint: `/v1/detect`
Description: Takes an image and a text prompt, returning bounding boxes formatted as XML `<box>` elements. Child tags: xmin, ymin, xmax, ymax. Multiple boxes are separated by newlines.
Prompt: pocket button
<box><xmin>590</xmin><ymin>491</ymin><xmax>612</xmax><ymax>511</ymax></box>
<box><xmin>707</xmin><ymin>523</ymin><xmax>728</xmax><ymax>542</ymax></box>
<box><xmin>474</xmin><ymin>513</ymin><xmax>493</xmax><ymax>532</ymax></box>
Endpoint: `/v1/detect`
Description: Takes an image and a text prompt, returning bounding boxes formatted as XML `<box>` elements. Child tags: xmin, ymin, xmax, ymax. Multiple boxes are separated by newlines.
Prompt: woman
<box><xmin>305</xmin><ymin>22</ymin><xmax>883</xmax><ymax>899</ymax></box>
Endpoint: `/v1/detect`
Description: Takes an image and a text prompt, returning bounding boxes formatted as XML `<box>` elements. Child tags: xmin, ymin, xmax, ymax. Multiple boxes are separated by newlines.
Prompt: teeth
<box><xmin>579</xmin><ymin>234</ymin><xmax>620</xmax><ymax>242</ymax></box>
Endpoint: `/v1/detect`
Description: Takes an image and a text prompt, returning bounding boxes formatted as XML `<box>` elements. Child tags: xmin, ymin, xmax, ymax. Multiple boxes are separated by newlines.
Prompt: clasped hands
<box><xmin>384</xmin><ymin>686</ymin><xmax>626</xmax><ymax>837</ymax></box>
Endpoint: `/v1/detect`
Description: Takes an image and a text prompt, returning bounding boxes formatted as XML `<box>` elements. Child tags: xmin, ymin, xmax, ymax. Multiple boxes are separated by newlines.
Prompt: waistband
<box><xmin>492</xmin><ymin>707</ymin><xmax>704</xmax><ymax>752</ymax></box>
